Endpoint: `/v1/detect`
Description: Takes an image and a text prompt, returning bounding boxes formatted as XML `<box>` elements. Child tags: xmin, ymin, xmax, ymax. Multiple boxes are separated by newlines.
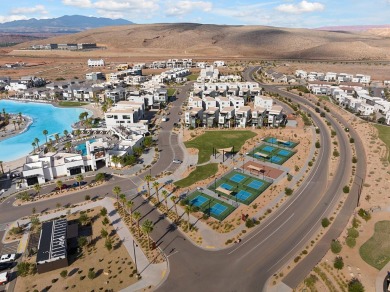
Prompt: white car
<box><xmin>0</xmin><ymin>254</ymin><xmax>16</xmax><ymax>263</ymax></box>
<box><xmin>172</xmin><ymin>159</ymin><xmax>182</xmax><ymax>164</ymax></box>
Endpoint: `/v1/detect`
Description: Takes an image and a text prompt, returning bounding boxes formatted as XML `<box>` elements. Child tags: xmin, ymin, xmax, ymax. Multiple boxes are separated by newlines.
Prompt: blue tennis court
<box><xmin>190</xmin><ymin>195</ymin><xmax>208</xmax><ymax>207</ymax></box>
<box><xmin>263</xmin><ymin>145</ymin><xmax>275</xmax><ymax>152</ymax></box>
<box><xmin>210</xmin><ymin>203</ymin><xmax>227</xmax><ymax>215</ymax></box>
<box><xmin>247</xmin><ymin>180</ymin><xmax>264</xmax><ymax>190</ymax></box>
<box><xmin>278</xmin><ymin>149</ymin><xmax>292</xmax><ymax>157</ymax></box>
<box><xmin>270</xmin><ymin>156</ymin><xmax>282</xmax><ymax>163</ymax></box>
<box><xmin>265</xmin><ymin>137</ymin><xmax>278</xmax><ymax>144</ymax></box>
<box><xmin>236</xmin><ymin>190</ymin><xmax>252</xmax><ymax>201</ymax></box>
<box><xmin>220</xmin><ymin>183</ymin><xmax>233</xmax><ymax>190</ymax></box>
<box><xmin>230</xmin><ymin>173</ymin><xmax>246</xmax><ymax>183</ymax></box>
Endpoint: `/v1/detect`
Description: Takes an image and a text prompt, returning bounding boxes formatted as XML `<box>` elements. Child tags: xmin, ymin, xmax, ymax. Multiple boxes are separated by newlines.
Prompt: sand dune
<box><xmin>11</xmin><ymin>23</ymin><xmax>390</xmax><ymax>60</ymax></box>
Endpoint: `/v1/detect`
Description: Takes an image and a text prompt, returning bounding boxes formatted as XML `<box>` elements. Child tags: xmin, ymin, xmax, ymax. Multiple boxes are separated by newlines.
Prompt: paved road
<box><xmin>0</xmin><ymin>73</ymin><xmax>362</xmax><ymax>291</ymax></box>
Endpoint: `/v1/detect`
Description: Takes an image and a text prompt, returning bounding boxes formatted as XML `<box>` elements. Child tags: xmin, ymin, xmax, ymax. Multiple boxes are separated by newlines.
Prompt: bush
<box><xmin>100</xmin><ymin>207</ymin><xmax>107</xmax><ymax>217</ymax></box>
<box><xmin>349</xmin><ymin>137</ymin><xmax>354</xmax><ymax>143</ymax></box>
<box><xmin>285</xmin><ymin>188</ymin><xmax>293</xmax><ymax>196</ymax></box>
<box><xmin>304</xmin><ymin>274</ymin><xmax>318</xmax><ymax>287</ymax></box>
<box><xmin>17</xmin><ymin>262</ymin><xmax>31</xmax><ymax>277</ymax></box>
<box><xmin>358</xmin><ymin>208</ymin><xmax>371</xmax><ymax>221</ymax></box>
<box><xmin>308</xmin><ymin>161</ymin><xmax>313</xmax><ymax>167</ymax></box>
<box><xmin>294</xmin><ymin>256</ymin><xmax>301</xmax><ymax>263</ymax></box>
<box><xmin>287</xmin><ymin>174</ymin><xmax>293</xmax><ymax>181</ymax></box>
<box><xmin>9</xmin><ymin>226</ymin><xmax>23</xmax><ymax>235</ymax></box>
<box><xmin>321</xmin><ymin>218</ymin><xmax>330</xmax><ymax>228</ymax></box>
<box><xmin>315</xmin><ymin>128</ymin><xmax>320</xmax><ymax>134</ymax></box>
<box><xmin>352</xmin><ymin>217</ymin><xmax>360</xmax><ymax>228</ymax></box>
<box><xmin>320</xmin><ymin>112</ymin><xmax>326</xmax><ymax>117</ymax></box>
<box><xmin>85</xmin><ymin>195</ymin><xmax>91</xmax><ymax>200</ymax></box>
<box><xmin>334</xmin><ymin>256</ymin><xmax>344</xmax><ymax>270</ymax></box>
<box><xmin>348</xmin><ymin>278</ymin><xmax>365</xmax><ymax>292</ymax></box>
<box><xmin>346</xmin><ymin>236</ymin><xmax>356</xmax><ymax>248</ymax></box>
<box><xmin>333</xmin><ymin>150</ymin><xmax>340</xmax><ymax>157</ymax></box>
<box><xmin>352</xmin><ymin>157</ymin><xmax>358</xmax><ymax>163</ymax></box>
<box><xmin>60</xmin><ymin>270</ymin><xmax>68</xmax><ymax>278</ymax></box>
<box><xmin>88</xmin><ymin>270</ymin><xmax>96</xmax><ymax>279</ymax></box>
<box><xmin>343</xmin><ymin>185</ymin><xmax>350</xmax><ymax>193</ymax></box>
<box><xmin>245</xmin><ymin>219</ymin><xmax>255</xmax><ymax>228</ymax></box>
<box><xmin>347</xmin><ymin>228</ymin><xmax>359</xmax><ymax>238</ymax></box>
<box><xmin>330</xmin><ymin>240</ymin><xmax>342</xmax><ymax>254</ymax></box>
<box><xmin>315</xmin><ymin>141</ymin><xmax>321</xmax><ymax>148</ymax></box>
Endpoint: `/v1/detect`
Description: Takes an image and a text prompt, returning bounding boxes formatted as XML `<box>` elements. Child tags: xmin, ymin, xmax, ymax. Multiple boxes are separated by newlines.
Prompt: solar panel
<box><xmin>37</xmin><ymin>219</ymin><xmax>68</xmax><ymax>264</ymax></box>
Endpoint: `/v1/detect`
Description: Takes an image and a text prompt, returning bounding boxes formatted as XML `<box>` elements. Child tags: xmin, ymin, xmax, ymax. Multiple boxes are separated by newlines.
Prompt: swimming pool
<box><xmin>0</xmin><ymin>100</ymin><xmax>88</xmax><ymax>162</ymax></box>
<box><xmin>75</xmin><ymin>139</ymin><xmax>96</xmax><ymax>156</ymax></box>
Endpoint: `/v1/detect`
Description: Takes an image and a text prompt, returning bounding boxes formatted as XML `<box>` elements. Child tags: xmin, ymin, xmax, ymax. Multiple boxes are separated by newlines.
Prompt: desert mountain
<box><xmin>15</xmin><ymin>23</ymin><xmax>390</xmax><ymax>60</ymax></box>
<box><xmin>0</xmin><ymin>15</ymin><xmax>133</xmax><ymax>33</ymax></box>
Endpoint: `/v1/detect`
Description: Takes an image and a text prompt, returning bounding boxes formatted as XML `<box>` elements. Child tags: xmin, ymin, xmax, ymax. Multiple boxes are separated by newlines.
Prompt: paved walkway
<box><xmin>4</xmin><ymin>198</ymin><xmax>167</xmax><ymax>292</ymax></box>
<box><xmin>376</xmin><ymin>261</ymin><xmax>390</xmax><ymax>292</ymax></box>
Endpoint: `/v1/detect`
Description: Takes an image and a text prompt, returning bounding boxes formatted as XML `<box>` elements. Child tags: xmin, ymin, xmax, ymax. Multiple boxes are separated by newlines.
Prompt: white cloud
<box><xmin>11</xmin><ymin>5</ymin><xmax>48</xmax><ymax>15</ymax></box>
<box><xmin>94</xmin><ymin>0</ymin><xmax>159</xmax><ymax>12</ymax></box>
<box><xmin>165</xmin><ymin>1</ymin><xmax>213</xmax><ymax>17</ymax></box>
<box><xmin>62</xmin><ymin>0</ymin><xmax>93</xmax><ymax>8</ymax></box>
<box><xmin>0</xmin><ymin>15</ymin><xmax>29</xmax><ymax>23</ymax></box>
<box><xmin>276</xmin><ymin>1</ymin><xmax>325</xmax><ymax>14</ymax></box>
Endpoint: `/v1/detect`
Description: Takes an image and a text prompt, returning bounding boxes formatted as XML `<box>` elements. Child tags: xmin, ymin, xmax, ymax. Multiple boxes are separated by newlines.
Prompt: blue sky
<box><xmin>0</xmin><ymin>0</ymin><xmax>390</xmax><ymax>28</ymax></box>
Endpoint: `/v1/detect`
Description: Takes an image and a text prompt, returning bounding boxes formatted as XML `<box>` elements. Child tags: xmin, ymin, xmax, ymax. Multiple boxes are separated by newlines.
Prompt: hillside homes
<box><xmin>295</xmin><ymin>70</ymin><xmax>371</xmax><ymax>85</ymax></box>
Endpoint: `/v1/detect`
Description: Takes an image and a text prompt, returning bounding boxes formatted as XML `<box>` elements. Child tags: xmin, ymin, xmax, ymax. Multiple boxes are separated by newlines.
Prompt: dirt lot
<box><xmin>15</xmin><ymin>207</ymin><xmax>138</xmax><ymax>292</ymax></box>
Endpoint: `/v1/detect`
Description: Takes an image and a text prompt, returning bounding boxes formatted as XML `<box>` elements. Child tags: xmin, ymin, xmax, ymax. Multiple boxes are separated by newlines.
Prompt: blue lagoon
<box><xmin>0</xmin><ymin>100</ymin><xmax>87</xmax><ymax>162</ymax></box>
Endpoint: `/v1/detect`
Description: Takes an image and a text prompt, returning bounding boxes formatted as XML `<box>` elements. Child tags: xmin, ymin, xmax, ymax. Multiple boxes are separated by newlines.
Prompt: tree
<box><xmin>12</xmin><ymin>120</ymin><xmax>16</xmax><ymax>130</ymax></box>
<box><xmin>78</xmin><ymin>236</ymin><xmax>88</xmax><ymax>249</ymax></box>
<box><xmin>141</xmin><ymin>219</ymin><xmax>154</xmax><ymax>250</ymax></box>
<box><xmin>100</xmin><ymin>228</ymin><xmax>108</xmax><ymax>239</ymax></box>
<box><xmin>330</xmin><ymin>240</ymin><xmax>342</xmax><ymax>254</ymax></box>
<box><xmin>88</xmin><ymin>269</ymin><xmax>96</xmax><ymax>279</ymax></box>
<box><xmin>170</xmin><ymin>195</ymin><xmax>179</xmax><ymax>219</ymax></box>
<box><xmin>184</xmin><ymin>205</ymin><xmax>194</xmax><ymax>230</ymax></box>
<box><xmin>95</xmin><ymin>172</ymin><xmax>106</xmax><ymax>183</ymax></box>
<box><xmin>133</xmin><ymin>211</ymin><xmax>141</xmax><ymax>237</ymax></box>
<box><xmin>60</xmin><ymin>270</ymin><xmax>68</xmax><ymax>278</ymax></box>
<box><xmin>334</xmin><ymin>256</ymin><xmax>344</xmax><ymax>270</ymax></box>
<box><xmin>63</xmin><ymin>129</ymin><xmax>68</xmax><ymax>137</ymax></box>
<box><xmin>56</xmin><ymin>180</ymin><xmax>63</xmax><ymax>192</ymax></box>
<box><xmin>126</xmin><ymin>200</ymin><xmax>134</xmax><ymax>224</ymax></box>
<box><xmin>145</xmin><ymin>175</ymin><xmax>152</xmax><ymax>197</ymax></box>
<box><xmin>143</xmin><ymin>136</ymin><xmax>153</xmax><ymax>148</ymax></box>
<box><xmin>102</xmin><ymin>217</ymin><xmax>109</xmax><ymax>226</ymax></box>
<box><xmin>348</xmin><ymin>278</ymin><xmax>365</xmax><ymax>292</ymax></box>
<box><xmin>75</xmin><ymin>129</ymin><xmax>81</xmax><ymax>139</ymax></box>
<box><xmin>54</xmin><ymin>133</ymin><xmax>60</xmax><ymax>144</ymax></box>
<box><xmin>65</xmin><ymin>141</ymin><xmax>72</xmax><ymax>152</ymax></box>
<box><xmin>105</xmin><ymin>237</ymin><xmax>113</xmax><ymax>252</ymax></box>
<box><xmin>321</xmin><ymin>218</ymin><xmax>330</xmax><ymax>228</ymax></box>
<box><xmin>162</xmin><ymin>190</ymin><xmax>169</xmax><ymax>212</ymax></box>
<box><xmin>76</xmin><ymin>174</ymin><xmax>84</xmax><ymax>189</ymax></box>
<box><xmin>17</xmin><ymin>262</ymin><xmax>32</xmax><ymax>277</ymax></box>
<box><xmin>119</xmin><ymin>193</ymin><xmax>126</xmax><ymax>207</ymax></box>
<box><xmin>343</xmin><ymin>185</ymin><xmax>350</xmax><ymax>193</ymax></box>
<box><xmin>31</xmin><ymin>142</ymin><xmax>36</xmax><ymax>153</ymax></box>
<box><xmin>0</xmin><ymin>160</ymin><xmax>3</xmax><ymax>174</ymax></box>
<box><xmin>100</xmin><ymin>207</ymin><xmax>107</xmax><ymax>217</ymax></box>
<box><xmin>112</xmin><ymin>186</ymin><xmax>121</xmax><ymax>203</ymax></box>
<box><xmin>34</xmin><ymin>137</ymin><xmax>40</xmax><ymax>150</ymax></box>
<box><xmin>17</xmin><ymin>191</ymin><xmax>30</xmax><ymax>202</ymax></box>
<box><xmin>43</xmin><ymin>129</ymin><xmax>48</xmax><ymax>144</ymax></box>
<box><xmin>111</xmin><ymin>155</ymin><xmax>120</xmax><ymax>168</ymax></box>
<box><xmin>79</xmin><ymin>213</ymin><xmax>89</xmax><ymax>226</ymax></box>
<box><xmin>153</xmin><ymin>181</ymin><xmax>160</xmax><ymax>204</ymax></box>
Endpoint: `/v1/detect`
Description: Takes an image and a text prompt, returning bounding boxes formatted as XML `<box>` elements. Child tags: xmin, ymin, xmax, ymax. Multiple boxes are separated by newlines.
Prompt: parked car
<box><xmin>0</xmin><ymin>271</ymin><xmax>9</xmax><ymax>285</ymax></box>
<box><xmin>0</xmin><ymin>254</ymin><xmax>16</xmax><ymax>263</ymax></box>
<box><xmin>0</xmin><ymin>262</ymin><xmax>14</xmax><ymax>271</ymax></box>
<box><xmin>162</xmin><ymin>116</ymin><xmax>168</xmax><ymax>122</ymax></box>
<box><xmin>173</xmin><ymin>159</ymin><xmax>182</xmax><ymax>164</ymax></box>
<box><xmin>54</xmin><ymin>184</ymin><xmax>69</xmax><ymax>191</ymax></box>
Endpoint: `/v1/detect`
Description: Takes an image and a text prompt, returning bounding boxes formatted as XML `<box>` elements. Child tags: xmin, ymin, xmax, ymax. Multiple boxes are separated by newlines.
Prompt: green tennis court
<box><xmin>248</xmin><ymin>143</ymin><xmax>296</xmax><ymax>165</ymax></box>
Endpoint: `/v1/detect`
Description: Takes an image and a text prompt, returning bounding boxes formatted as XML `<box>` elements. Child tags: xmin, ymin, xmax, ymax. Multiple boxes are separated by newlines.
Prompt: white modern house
<box><xmin>87</xmin><ymin>59</ymin><xmax>105</xmax><ymax>67</ymax></box>
<box><xmin>104</xmin><ymin>101</ymin><xmax>145</xmax><ymax>129</ymax></box>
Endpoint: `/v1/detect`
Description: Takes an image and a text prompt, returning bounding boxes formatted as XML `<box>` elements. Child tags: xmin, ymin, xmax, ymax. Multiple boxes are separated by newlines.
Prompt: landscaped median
<box><xmin>374</xmin><ymin>124</ymin><xmax>390</xmax><ymax>162</ymax></box>
<box><xmin>58</xmin><ymin>101</ymin><xmax>89</xmax><ymax>107</ymax></box>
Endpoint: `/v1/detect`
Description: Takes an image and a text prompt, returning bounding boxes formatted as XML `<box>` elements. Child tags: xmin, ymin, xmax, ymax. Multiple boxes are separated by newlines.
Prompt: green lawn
<box><xmin>59</xmin><ymin>101</ymin><xmax>88</xmax><ymax>107</ymax></box>
<box><xmin>374</xmin><ymin>124</ymin><xmax>390</xmax><ymax>162</ymax></box>
<box><xmin>174</xmin><ymin>163</ymin><xmax>218</xmax><ymax>188</ymax></box>
<box><xmin>185</xmin><ymin>130</ymin><xmax>256</xmax><ymax>164</ymax></box>
<box><xmin>318</xmin><ymin>95</ymin><xmax>330</xmax><ymax>102</ymax></box>
<box><xmin>359</xmin><ymin>220</ymin><xmax>390</xmax><ymax>270</ymax></box>
<box><xmin>187</xmin><ymin>74</ymin><xmax>199</xmax><ymax>81</ymax></box>
<box><xmin>167</xmin><ymin>88</ymin><xmax>176</xmax><ymax>97</ymax></box>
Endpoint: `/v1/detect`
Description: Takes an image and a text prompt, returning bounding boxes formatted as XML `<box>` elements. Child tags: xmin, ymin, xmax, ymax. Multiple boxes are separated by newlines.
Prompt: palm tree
<box><xmin>153</xmin><ymin>181</ymin><xmax>160</xmax><ymax>203</ymax></box>
<box><xmin>112</xmin><ymin>186</ymin><xmax>121</xmax><ymax>203</ymax></box>
<box><xmin>0</xmin><ymin>161</ymin><xmax>3</xmax><ymax>174</ymax></box>
<box><xmin>63</xmin><ymin>129</ymin><xmax>68</xmax><ymax>137</ymax></box>
<box><xmin>34</xmin><ymin>137</ymin><xmax>40</xmax><ymax>150</ymax></box>
<box><xmin>18</xmin><ymin>112</ymin><xmax>22</xmax><ymax>122</ymax></box>
<box><xmin>75</xmin><ymin>129</ymin><xmax>81</xmax><ymax>139</ymax></box>
<box><xmin>17</xmin><ymin>120</ymin><xmax>21</xmax><ymax>130</ymax></box>
<box><xmin>185</xmin><ymin>205</ymin><xmax>194</xmax><ymax>230</ymax></box>
<box><xmin>54</xmin><ymin>133</ymin><xmax>60</xmax><ymax>144</ymax></box>
<box><xmin>12</xmin><ymin>120</ymin><xmax>16</xmax><ymax>130</ymax></box>
<box><xmin>141</xmin><ymin>219</ymin><xmax>154</xmax><ymax>250</ymax></box>
<box><xmin>133</xmin><ymin>211</ymin><xmax>141</xmax><ymax>236</ymax></box>
<box><xmin>56</xmin><ymin>180</ymin><xmax>63</xmax><ymax>192</ymax></box>
<box><xmin>119</xmin><ymin>193</ymin><xmax>126</xmax><ymax>207</ymax></box>
<box><xmin>145</xmin><ymin>175</ymin><xmax>152</xmax><ymax>197</ymax></box>
<box><xmin>75</xmin><ymin>174</ymin><xmax>84</xmax><ymax>189</ymax></box>
<box><xmin>31</xmin><ymin>142</ymin><xmax>36</xmax><ymax>153</ymax></box>
<box><xmin>126</xmin><ymin>200</ymin><xmax>134</xmax><ymax>224</ymax></box>
<box><xmin>43</xmin><ymin>129</ymin><xmax>48</xmax><ymax>144</ymax></box>
<box><xmin>34</xmin><ymin>183</ymin><xmax>41</xmax><ymax>195</ymax></box>
<box><xmin>170</xmin><ymin>195</ymin><xmax>179</xmax><ymax>219</ymax></box>
<box><xmin>65</xmin><ymin>141</ymin><xmax>72</xmax><ymax>152</ymax></box>
<box><xmin>101</xmin><ymin>103</ymin><xmax>108</xmax><ymax>113</ymax></box>
<box><xmin>162</xmin><ymin>190</ymin><xmax>169</xmax><ymax>212</ymax></box>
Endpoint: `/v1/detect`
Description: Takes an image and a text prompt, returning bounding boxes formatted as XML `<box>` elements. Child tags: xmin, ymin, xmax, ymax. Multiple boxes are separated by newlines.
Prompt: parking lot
<box><xmin>0</xmin><ymin>241</ymin><xmax>19</xmax><ymax>256</ymax></box>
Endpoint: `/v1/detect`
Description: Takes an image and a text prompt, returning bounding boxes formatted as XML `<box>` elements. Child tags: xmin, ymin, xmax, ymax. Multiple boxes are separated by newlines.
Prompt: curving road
<box><xmin>0</xmin><ymin>69</ymin><xmax>365</xmax><ymax>291</ymax></box>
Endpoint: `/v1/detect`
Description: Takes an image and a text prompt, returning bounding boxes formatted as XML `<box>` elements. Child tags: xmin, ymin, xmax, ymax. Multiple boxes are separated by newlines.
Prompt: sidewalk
<box><xmin>5</xmin><ymin>198</ymin><xmax>167</xmax><ymax>292</ymax></box>
<box><xmin>376</xmin><ymin>262</ymin><xmax>390</xmax><ymax>292</ymax></box>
